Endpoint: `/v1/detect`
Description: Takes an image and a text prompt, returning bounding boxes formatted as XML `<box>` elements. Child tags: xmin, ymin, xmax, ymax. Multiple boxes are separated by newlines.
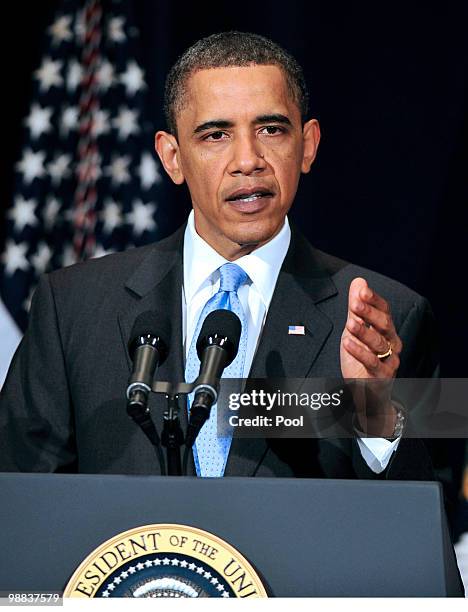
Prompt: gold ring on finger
<box><xmin>377</xmin><ymin>341</ymin><xmax>393</xmax><ymax>360</ymax></box>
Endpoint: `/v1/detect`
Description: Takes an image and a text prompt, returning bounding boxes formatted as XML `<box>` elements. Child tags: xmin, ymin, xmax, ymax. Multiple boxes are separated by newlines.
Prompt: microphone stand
<box><xmin>161</xmin><ymin>395</ymin><xmax>184</xmax><ymax>476</ymax></box>
<box><xmin>153</xmin><ymin>381</ymin><xmax>195</xmax><ymax>477</ymax></box>
<box><xmin>134</xmin><ymin>376</ymin><xmax>220</xmax><ymax>476</ymax></box>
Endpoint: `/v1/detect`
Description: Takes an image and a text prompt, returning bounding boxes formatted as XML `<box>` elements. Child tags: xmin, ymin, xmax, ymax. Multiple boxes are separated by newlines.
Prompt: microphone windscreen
<box><xmin>128</xmin><ymin>310</ymin><xmax>171</xmax><ymax>354</ymax></box>
<box><xmin>196</xmin><ymin>309</ymin><xmax>242</xmax><ymax>357</ymax></box>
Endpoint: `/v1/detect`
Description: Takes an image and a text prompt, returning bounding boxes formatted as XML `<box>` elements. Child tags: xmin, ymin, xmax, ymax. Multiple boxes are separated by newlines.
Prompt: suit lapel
<box><xmin>225</xmin><ymin>227</ymin><xmax>338</xmax><ymax>476</ymax></box>
<box><xmin>250</xmin><ymin>227</ymin><xmax>337</xmax><ymax>379</ymax></box>
<box><xmin>117</xmin><ymin>226</ymin><xmax>187</xmax><ymax>434</ymax></box>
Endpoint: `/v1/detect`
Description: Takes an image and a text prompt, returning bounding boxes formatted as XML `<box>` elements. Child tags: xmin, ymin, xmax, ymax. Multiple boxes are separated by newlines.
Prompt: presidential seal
<box><xmin>64</xmin><ymin>524</ymin><xmax>267</xmax><ymax>598</ymax></box>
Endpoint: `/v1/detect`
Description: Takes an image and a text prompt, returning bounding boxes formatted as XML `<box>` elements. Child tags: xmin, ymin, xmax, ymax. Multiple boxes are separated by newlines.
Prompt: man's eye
<box><xmin>205</xmin><ymin>131</ymin><xmax>227</xmax><ymax>141</ymax></box>
<box><xmin>260</xmin><ymin>126</ymin><xmax>283</xmax><ymax>135</ymax></box>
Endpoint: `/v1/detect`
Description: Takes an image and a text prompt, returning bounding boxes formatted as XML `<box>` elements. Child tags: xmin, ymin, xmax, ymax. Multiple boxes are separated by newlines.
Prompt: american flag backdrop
<box><xmin>0</xmin><ymin>0</ymin><xmax>173</xmax><ymax>385</ymax></box>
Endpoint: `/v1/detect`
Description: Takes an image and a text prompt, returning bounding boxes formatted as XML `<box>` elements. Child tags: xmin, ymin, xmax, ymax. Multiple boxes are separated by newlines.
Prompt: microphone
<box><xmin>126</xmin><ymin>311</ymin><xmax>169</xmax><ymax>416</ymax></box>
<box><xmin>186</xmin><ymin>309</ymin><xmax>242</xmax><ymax>448</ymax></box>
<box><xmin>126</xmin><ymin>311</ymin><xmax>170</xmax><ymax>475</ymax></box>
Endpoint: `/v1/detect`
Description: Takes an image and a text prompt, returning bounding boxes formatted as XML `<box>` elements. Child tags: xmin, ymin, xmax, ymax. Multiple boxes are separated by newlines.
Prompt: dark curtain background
<box><xmin>2</xmin><ymin>1</ymin><xmax>468</xmax><ymax>524</ymax></box>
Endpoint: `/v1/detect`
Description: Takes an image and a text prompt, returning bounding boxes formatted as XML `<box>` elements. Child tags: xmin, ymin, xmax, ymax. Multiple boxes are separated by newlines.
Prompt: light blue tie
<box><xmin>185</xmin><ymin>263</ymin><xmax>248</xmax><ymax>477</ymax></box>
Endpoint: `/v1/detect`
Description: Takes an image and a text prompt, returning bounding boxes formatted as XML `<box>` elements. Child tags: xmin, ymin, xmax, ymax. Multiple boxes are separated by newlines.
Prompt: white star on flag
<box><xmin>91</xmin><ymin>246</ymin><xmax>114</xmax><ymax>259</ymax></box>
<box><xmin>112</xmin><ymin>107</ymin><xmax>139</xmax><ymax>139</ymax></box>
<box><xmin>105</xmin><ymin>155</ymin><xmax>131</xmax><ymax>186</ymax></box>
<box><xmin>96</xmin><ymin>60</ymin><xmax>115</xmax><ymax>91</ymax></box>
<box><xmin>74</xmin><ymin>8</ymin><xmax>85</xmax><ymax>42</ymax></box>
<box><xmin>2</xmin><ymin>241</ymin><xmax>30</xmax><ymax>275</ymax></box>
<box><xmin>60</xmin><ymin>106</ymin><xmax>79</xmax><ymax>135</ymax></box>
<box><xmin>61</xmin><ymin>245</ymin><xmax>77</xmax><ymax>268</ymax></box>
<box><xmin>48</xmin><ymin>15</ymin><xmax>73</xmax><ymax>46</ymax></box>
<box><xmin>15</xmin><ymin>149</ymin><xmax>46</xmax><ymax>184</ymax></box>
<box><xmin>24</xmin><ymin>104</ymin><xmax>53</xmax><ymax>139</ymax></box>
<box><xmin>100</xmin><ymin>199</ymin><xmax>122</xmax><ymax>234</ymax></box>
<box><xmin>67</xmin><ymin>60</ymin><xmax>82</xmax><ymax>92</ymax></box>
<box><xmin>34</xmin><ymin>57</ymin><xmax>63</xmax><ymax>92</ymax></box>
<box><xmin>126</xmin><ymin>200</ymin><xmax>157</xmax><ymax>235</ymax></box>
<box><xmin>107</xmin><ymin>16</ymin><xmax>125</xmax><ymax>43</ymax></box>
<box><xmin>138</xmin><ymin>153</ymin><xmax>162</xmax><ymax>190</ymax></box>
<box><xmin>91</xmin><ymin>109</ymin><xmax>111</xmax><ymax>137</ymax></box>
<box><xmin>63</xmin><ymin>206</ymin><xmax>77</xmax><ymax>224</ymax></box>
<box><xmin>43</xmin><ymin>197</ymin><xmax>61</xmax><ymax>230</ymax></box>
<box><xmin>7</xmin><ymin>197</ymin><xmax>38</xmax><ymax>232</ymax></box>
<box><xmin>48</xmin><ymin>153</ymin><xmax>72</xmax><ymax>186</ymax></box>
<box><xmin>120</xmin><ymin>61</ymin><xmax>146</xmax><ymax>95</ymax></box>
<box><xmin>31</xmin><ymin>243</ymin><xmax>52</xmax><ymax>274</ymax></box>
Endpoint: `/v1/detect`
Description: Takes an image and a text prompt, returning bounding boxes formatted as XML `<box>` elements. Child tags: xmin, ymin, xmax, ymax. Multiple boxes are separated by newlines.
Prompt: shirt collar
<box><xmin>183</xmin><ymin>210</ymin><xmax>291</xmax><ymax>308</ymax></box>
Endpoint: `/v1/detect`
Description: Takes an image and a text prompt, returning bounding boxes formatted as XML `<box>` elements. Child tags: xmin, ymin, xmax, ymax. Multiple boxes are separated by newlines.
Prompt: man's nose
<box><xmin>227</xmin><ymin>135</ymin><xmax>267</xmax><ymax>175</ymax></box>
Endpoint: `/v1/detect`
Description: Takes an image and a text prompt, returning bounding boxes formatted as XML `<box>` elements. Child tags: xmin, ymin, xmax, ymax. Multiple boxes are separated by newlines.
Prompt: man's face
<box><xmin>156</xmin><ymin>64</ymin><xmax>320</xmax><ymax>259</ymax></box>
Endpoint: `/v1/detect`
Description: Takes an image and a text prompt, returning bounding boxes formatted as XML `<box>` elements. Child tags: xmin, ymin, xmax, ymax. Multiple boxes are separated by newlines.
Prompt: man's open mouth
<box><xmin>226</xmin><ymin>189</ymin><xmax>274</xmax><ymax>203</ymax></box>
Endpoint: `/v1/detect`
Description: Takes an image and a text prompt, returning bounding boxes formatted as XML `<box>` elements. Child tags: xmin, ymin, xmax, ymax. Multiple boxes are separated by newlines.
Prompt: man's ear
<box><xmin>155</xmin><ymin>131</ymin><xmax>185</xmax><ymax>185</ymax></box>
<box><xmin>301</xmin><ymin>119</ymin><xmax>321</xmax><ymax>174</ymax></box>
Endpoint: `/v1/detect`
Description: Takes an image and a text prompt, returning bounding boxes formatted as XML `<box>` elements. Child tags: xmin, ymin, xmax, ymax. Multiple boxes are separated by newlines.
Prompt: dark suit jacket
<box><xmin>0</xmin><ymin>225</ymin><xmax>437</xmax><ymax>479</ymax></box>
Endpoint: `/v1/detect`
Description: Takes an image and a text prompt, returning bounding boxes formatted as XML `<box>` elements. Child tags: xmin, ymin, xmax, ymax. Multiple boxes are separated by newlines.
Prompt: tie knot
<box><xmin>218</xmin><ymin>263</ymin><xmax>248</xmax><ymax>293</ymax></box>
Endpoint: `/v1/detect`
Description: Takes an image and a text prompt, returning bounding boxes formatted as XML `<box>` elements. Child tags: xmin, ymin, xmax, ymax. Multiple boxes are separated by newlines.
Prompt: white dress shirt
<box><xmin>182</xmin><ymin>211</ymin><xmax>399</xmax><ymax>473</ymax></box>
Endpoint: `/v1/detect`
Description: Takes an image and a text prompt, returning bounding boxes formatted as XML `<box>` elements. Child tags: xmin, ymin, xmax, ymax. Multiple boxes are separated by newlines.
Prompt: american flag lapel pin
<box><xmin>288</xmin><ymin>325</ymin><xmax>305</xmax><ymax>335</ymax></box>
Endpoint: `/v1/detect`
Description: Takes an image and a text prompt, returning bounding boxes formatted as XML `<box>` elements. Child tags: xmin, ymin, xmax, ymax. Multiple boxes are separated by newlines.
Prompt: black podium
<box><xmin>0</xmin><ymin>473</ymin><xmax>463</xmax><ymax>596</ymax></box>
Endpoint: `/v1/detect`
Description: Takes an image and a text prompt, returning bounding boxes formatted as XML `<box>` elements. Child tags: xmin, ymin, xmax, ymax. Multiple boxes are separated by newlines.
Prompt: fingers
<box><xmin>358</xmin><ymin>284</ymin><xmax>389</xmax><ymax>313</ymax></box>
<box><xmin>350</xmin><ymin>299</ymin><xmax>393</xmax><ymax>337</ymax></box>
<box><xmin>343</xmin><ymin>335</ymin><xmax>400</xmax><ymax>376</ymax></box>
<box><xmin>344</xmin><ymin>277</ymin><xmax>403</xmax><ymax>377</ymax></box>
<box><xmin>346</xmin><ymin>318</ymin><xmax>392</xmax><ymax>355</ymax></box>
<box><xmin>347</xmin><ymin>279</ymin><xmax>402</xmax><ymax>353</ymax></box>
<box><xmin>348</xmin><ymin>278</ymin><xmax>389</xmax><ymax>331</ymax></box>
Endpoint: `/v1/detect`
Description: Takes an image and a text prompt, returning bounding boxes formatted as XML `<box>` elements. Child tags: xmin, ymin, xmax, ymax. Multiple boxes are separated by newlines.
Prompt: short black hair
<box><xmin>164</xmin><ymin>31</ymin><xmax>309</xmax><ymax>136</ymax></box>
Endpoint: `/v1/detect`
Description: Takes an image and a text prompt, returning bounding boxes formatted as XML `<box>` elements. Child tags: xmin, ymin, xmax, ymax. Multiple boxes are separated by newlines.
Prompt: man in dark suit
<box><xmin>0</xmin><ymin>32</ymin><xmax>437</xmax><ymax>480</ymax></box>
